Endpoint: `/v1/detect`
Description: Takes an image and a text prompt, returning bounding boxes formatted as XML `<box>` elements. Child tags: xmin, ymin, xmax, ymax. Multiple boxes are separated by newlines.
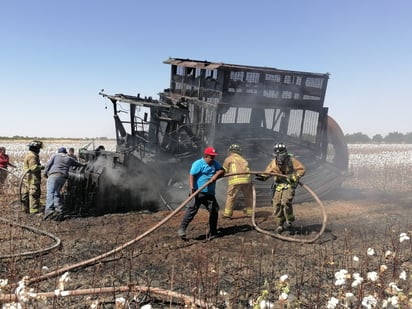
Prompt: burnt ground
<box><xmin>0</xmin><ymin>186</ymin><xmax>411</xmax><ymax>308</ymax></box>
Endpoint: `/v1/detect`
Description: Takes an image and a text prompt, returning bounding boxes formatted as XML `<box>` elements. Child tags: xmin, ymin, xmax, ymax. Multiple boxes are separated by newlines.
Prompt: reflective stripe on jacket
<box><xmin>264</xmin><ymin>155</ymin><xmax>305</xmax><ymax>183</ymax></box>
<box><xmin>223</xmin><ymin>153</ymin><xmax>251</xmax><ymax>185</ymax></box>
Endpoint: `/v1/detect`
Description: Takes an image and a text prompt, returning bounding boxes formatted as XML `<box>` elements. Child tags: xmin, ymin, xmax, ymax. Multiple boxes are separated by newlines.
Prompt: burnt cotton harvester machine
<box><xmin>65</xmin><ymin>58</ymin><xmax>349</xmax><ymax>216</ymax></box>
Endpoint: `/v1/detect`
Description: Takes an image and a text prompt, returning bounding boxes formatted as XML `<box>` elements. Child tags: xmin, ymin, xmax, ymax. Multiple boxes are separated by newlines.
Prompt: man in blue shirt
<box><xmin>178</xmin><ymin>147</ymin><xmax>225</xmax><ymax>239</ymax></box>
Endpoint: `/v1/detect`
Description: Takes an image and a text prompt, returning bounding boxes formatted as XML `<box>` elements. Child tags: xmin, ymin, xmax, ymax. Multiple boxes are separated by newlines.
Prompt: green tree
<box><xmin>403</xmin><ymin>132</ymin><xmax>412</xmax><ymax>143</ymax></box>
<box><xmin>345</xmin><ymin>132</ymin><xmax>371</xmax><ymax>143</ymax></box>
<box><xmin>384</xmin><ymin>132</ymin><xmax>404</xmax><ymax>143</ymax></box>
<box><xmin>371</xmin><ymin>134</ymin><xmax>383</xmax><ymax>143</ymax></box>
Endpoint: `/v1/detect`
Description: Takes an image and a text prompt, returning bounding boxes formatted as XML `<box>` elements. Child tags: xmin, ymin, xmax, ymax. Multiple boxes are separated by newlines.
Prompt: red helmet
<box><xmin>204</xmin><ymin>147</ymin><xmax>218</xmax><ymax>156</ymax></box>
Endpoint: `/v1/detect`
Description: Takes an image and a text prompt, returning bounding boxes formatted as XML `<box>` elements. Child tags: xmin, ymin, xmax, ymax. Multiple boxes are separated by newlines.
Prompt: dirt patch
<box><xmin>1</xmin><ymin>186</ymin><xmax>411</xmax><ymax>308</ymax></box>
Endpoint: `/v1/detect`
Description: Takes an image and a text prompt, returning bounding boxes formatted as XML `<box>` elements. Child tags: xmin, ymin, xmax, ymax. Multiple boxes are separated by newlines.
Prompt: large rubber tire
<box><xmin>327</xmin><ymin>115</ymin><xmax>349</xmax><ymax>171</ymax></box>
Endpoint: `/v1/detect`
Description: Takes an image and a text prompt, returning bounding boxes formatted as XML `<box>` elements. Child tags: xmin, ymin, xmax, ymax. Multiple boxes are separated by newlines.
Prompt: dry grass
<box><xmin>0</xmin><ymin>141</ymin><xmax>411</xmax><ymax>308</ymax></box>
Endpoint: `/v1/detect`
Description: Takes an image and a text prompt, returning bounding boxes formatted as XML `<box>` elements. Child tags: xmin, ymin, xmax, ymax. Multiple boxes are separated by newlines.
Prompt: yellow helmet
<box><xmin>228</xmin><ymin>144</ymin><xmax>241</xmax><ymax>153</ymax></box>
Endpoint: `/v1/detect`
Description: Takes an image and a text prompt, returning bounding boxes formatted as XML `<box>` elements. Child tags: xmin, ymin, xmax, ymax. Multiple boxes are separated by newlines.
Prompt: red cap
<box><xmin>204</xmin><ymin>147</ymin><xmax>218</xmax><ymax>156</ymax></box>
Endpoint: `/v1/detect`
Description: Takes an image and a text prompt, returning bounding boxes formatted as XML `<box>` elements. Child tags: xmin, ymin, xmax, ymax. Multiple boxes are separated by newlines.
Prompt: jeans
<box><xmin>180</xmin><ymin>193</ymin><xmax>219</xmax><ymax>234</ymax></box>
<box><xmin>45</xmin><ymin>175</ymin><xmax>67</xmax><ymax>213</ymax></box>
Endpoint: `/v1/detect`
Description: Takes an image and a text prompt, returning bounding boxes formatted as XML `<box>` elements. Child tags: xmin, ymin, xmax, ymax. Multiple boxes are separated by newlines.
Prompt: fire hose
<box><xmin>1</xmin><ymin>170</ymin><xmax>326</xmax><ymax>307</ymax></box>
<box><xmin>244</xmin><ymin>171</ymin><xmax>327</xmax><ymax>243</ymax></box>
<box><xmin>1</xmin><ymin>179</ymin><xmax>218</xmax><ymax>307</ymax></box>
<box><xmin>0</xmin><ymin>169</ymin><xmax>62</xmax><ymax>260</ymax></box>
<box><xmin>23</xmin><ymin>171</ymin><xmax>324</xmax><ymax>283</ymax></box>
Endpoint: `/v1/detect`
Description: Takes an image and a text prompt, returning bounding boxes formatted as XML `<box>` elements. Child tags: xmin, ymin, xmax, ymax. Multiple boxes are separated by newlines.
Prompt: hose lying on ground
<box><xmin>0</xmin><ymin>217</ymin><xmax>61</xmax><ymax>260</ymax></box>
<box><xmin>223</xmin><ymin>171</ymin><xmax>327</xmax><ymax>243</ymax></box>
<box><xmin>25</xmin><ymin>179</ymin><xmax>215</xmax><ymax>285</ymax></box>
<box><xmin>0</xmin><ymin>169</ymin><xmax>62</xmax><ymax>260</ymax></box>
<box><xmin>2</xmin><ymin>171</ymin><xmax>326</xmax><ymax>306</ymax></box>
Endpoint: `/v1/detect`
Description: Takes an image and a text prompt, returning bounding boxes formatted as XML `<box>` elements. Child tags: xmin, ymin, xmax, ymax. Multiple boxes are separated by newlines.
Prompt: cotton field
<box><xmin>345</xmin><ymin>144</ymin><xmax>412</xmax><ymax>192</ymax></box>
<box><xmin>1</xmin><ymin>140</ymin><xmax>411</xmax><ymax>200</ymax></box>
<box><xmin>1</xmin><ymin>140</ymin><xmax>410</xmax><ymax>192</ymax></box>
<box><xmin>0</xmin><ymin>139</ymin><xmax>116</xmax><ymax>178</ymax></box>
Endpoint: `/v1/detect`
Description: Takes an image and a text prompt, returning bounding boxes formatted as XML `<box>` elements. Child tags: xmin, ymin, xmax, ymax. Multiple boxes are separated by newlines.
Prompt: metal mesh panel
<box><xmin>287</xmin><ymin>109</ymin><xmax>303</xmax><ymax>138</ymax></box>
<box><xmin>301</xmin><ymin>110</ymin><xmax>319</xmax><ymax>142</ymax></box>
<box><xmin>245</xmin><ymin>72</ymin><xmax>260</xmax><ymax>83</ymax></box>
<box><xmin>305</xmin><ymin>77</ymin><xmax>324</xmax><ymax>89</ymax></box>
<box><xmin>220</xmin><ymin>107</ymin><xmax>251</xmax><ymax>124</ymax></box>
<box><xmin>263</xmin><ymin>90</ymin><xmax>279</xmax><ymax>98</ymax></box>
<box><xmin>230</xmin><ymin>71</ymin><xmax>244</xmax><ymax>81</ymax></box>
<box><xmin>237</xmin><ymin>108</ymin><xmax>251</xmax><ymax>123</ymax></box>
<box><xmin>220</xmin><ymin>107</ymin><xmax>237</xmax><ymax>123</ymax></box>
<box><xmin>265</xmin><ymin>73</ymin><xmax>281</xmax><ymax>83</ymax></box>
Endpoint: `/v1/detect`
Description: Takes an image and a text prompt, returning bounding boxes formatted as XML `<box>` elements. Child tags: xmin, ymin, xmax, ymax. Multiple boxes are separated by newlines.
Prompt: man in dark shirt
<box><xmin>44</xmin><ymin>147</ymin><xmax>83</xmax><ymax>220</ymax></box>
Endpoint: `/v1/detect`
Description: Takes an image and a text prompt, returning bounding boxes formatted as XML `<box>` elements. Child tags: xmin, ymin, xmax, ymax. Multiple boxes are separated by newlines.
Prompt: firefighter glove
<box><xmin>288</xmin><ymin>174</ymin><xmax>299</xmax><ymax>183</ymax></box>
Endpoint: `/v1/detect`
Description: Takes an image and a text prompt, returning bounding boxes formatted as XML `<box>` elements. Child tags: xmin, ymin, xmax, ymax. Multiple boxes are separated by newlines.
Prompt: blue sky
<box><xmin>1</xmin><ymin>0</ymin><xmax>410</xmax><ymax>138</ymax></box>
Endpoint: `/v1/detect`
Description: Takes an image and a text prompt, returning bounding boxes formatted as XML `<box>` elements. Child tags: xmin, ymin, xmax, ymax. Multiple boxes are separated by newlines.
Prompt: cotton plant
<box><xmin>361</xmin><ymin>295</ymin><xmax>378</xmax><ymax>308</ymax></box>
<box><xmin>2</xmin><ymin>302</ymin><xmax>23</xmax><ymax>309</ymax></box>
<box><xmin>325</xmin><ymin>238</ymin><xmax>412</xmax><ymax>309</ymax></box>
<box><xmin>115</xmin><ymin>296</ymin><xmax>126</xmax><ymax>309</ymax></box>
<box><xmin>276</xmin><ymin>274</ymin><xmax>290</xmax><ymax>305</ymax></box>
<box><xmin>15</xmin><ymin>276</ymin><xmax>34</xmax><ymax>303</ymax></box>
<box><xmin>367</xmin><ymin>248</ymin><xmax>376</xmax><ymax>256</ymax></box>
<box><xmin>399</xmin><ymin>270</ymin><xmax>407</xmax><ymax>281</ymax></box>
<box><xmin>251</xmin><ymin>274</ymin><xmax>291</xmax><ymax>309</ymax></box>
<box><xmin>351</xmin><ymin>272</ymin><xmax>364</xmax><ymax>287</ymax></box>
<box><xmin>367</xmin><ymin>271</ymin><xmax>379</xmax><ymax>282</ymax></box>
<box><xmin>1</xmin><ymin>279</ymin><xmax>22</xmax><ymax>309</ymax></box>
<box><xmin>382</xmin><ymin>295</ymin><xmax>399</xmax><ymax>308</ymax></box>
<box><xmin>344</xmin><ymin>292</ymin><xmax>357</xmax><ymax>307</ymax></box>
<box><xmin>380</xmin><ymin>264</ymin><xmax>388</xmax><ymax>273</ymax></box>
<box><xmin>57</xmin><ymin>271</ymin><xmax>71</xmax><ymax>291</ymax></box>
<box><xmin>0</xmin><ymin>278</ymin><xmax>8</xmax><ymax>294</ymax></box>
<box><xmin>399</xmin><ymin>232</ymin><xmax>410</xmax><ymax>243</ymax></box>
<box><xmin>326</xmin><ymin>296</ymin><xmax>339</xmax><ymax>308</ymax></box>
<box><xmin>334</xmin><ymin>269</ymin><xmax>349</xmax><ymax>286</ymax></box>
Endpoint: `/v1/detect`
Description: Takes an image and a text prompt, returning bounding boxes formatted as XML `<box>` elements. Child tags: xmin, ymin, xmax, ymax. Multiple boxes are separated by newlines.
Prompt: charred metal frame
<box><xmin>64</xmin><ymin>57</ymin><xmax>348</xmax><ymax>215</ymax></box>
<box><xmin>161</xmin><ymin>58</ymin><xmax>330</xmax><ymax>160</ymax></box>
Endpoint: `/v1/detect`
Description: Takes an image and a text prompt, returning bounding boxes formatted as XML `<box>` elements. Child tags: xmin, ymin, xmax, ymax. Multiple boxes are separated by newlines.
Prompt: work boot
<box><xmin>21</xmin><ymin>201</ymin><xmax>29</xmax><ymax>214</ymax></box>
<box><xmin>43</xmin><ymin>211</ymin><xmax>55</xmax><ymax>220</ymax></box>
<box><xmin>284</xmin><ymin>222</ymin><xmax>292</xmax><ymax>230</ymax></box>
<box><xmin>206</xmin><ymin>229</ymin><xmax>220</xmax><ymax>240</ymax></box>
<box><xmin>29</xmin><ymin>208</ymin><xmax>40</xmax><ymax>215</ymax></box>
<box><xmin>177</xmin><ymin>228</ymin><xmax>186</xmax><ymax>238</ymax></box>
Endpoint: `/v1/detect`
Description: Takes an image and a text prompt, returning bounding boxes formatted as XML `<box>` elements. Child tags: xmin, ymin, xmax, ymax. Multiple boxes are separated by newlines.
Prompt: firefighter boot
<box><xmin>243</xmin><ymin>208</ymin><xmax>253</xmax><ymax>217</ymax></box>
<box><xmin>223</xmin><ymin>208</ymin><xmax>233</xmax><ymax>219</ymax></box>
<box><xmin>275</xmin><ymin>225</ymin><xmax>284</xmax><ymax>233</ymax></box>
<box><xmin>21</xmin><ymin>199</ymin><xmax>29</xmax><ymax>214</ymax></box>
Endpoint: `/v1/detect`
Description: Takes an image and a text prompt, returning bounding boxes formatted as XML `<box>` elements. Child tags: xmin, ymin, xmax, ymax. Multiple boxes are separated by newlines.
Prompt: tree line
<box><xmin>1</xmin><ymin>133</ymin><xmax>411</xmax><ymax>144</ymax></box>
<box><xmin>344</xmin><ymin>132</ymin><xmax>412</xmax><ymax>143</ymax></box>
<box><xmin>0</xmin><ymin>136</ymin><xmax>113</xmax><ymax>141</ymax></box>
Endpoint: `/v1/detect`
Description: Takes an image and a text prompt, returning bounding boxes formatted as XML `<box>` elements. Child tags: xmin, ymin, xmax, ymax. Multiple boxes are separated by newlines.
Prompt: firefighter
<box><xmin>22</xmin><ymin>140</ymin><xmax>44</xmax><ymax>214</ymax></box>
<box><xmin>222</xmin><ymin>144</ymin><xmax>253</xmax><ymax>218</ymax></box>
<box><xmin>256</xmin><ymin>143</ymin><xmax>305</xmax><ymax>233</ymax></box>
